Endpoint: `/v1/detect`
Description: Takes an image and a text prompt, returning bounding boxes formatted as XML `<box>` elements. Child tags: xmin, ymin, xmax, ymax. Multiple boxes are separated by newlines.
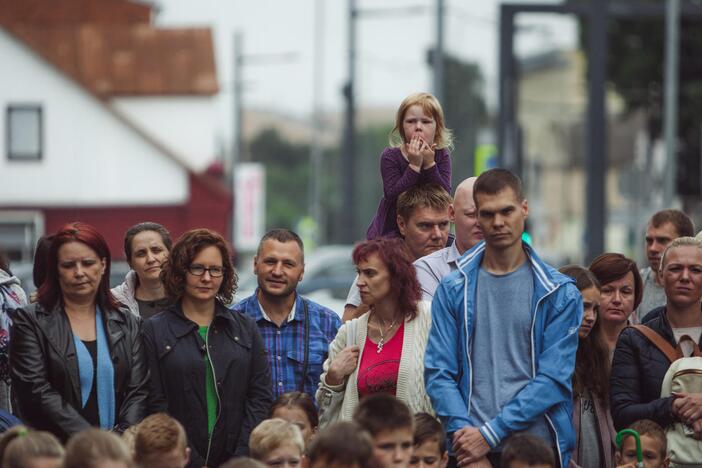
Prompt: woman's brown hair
<box><xmin>589</xmin><ymin>253</ymin><xmax>643</xmax><ymax>311</ymax></box>
<box><xmin>559</xmin><ymin>264</ymin><xmax>610</xmax><ymax>402</ymax></box>
<box><xmin>161</xmin><ymin>228</ymin><xmax>238</xmax><ymax>304</ymax></box>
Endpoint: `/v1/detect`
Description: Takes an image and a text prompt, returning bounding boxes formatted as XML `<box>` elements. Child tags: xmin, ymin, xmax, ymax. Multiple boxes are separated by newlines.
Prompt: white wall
<box><xmin>112</xmin><ymin>96</ymin><xmax>218</xmax><ymax>172</ymax></box>
<box><xmin>0</xmin><ymin>29</ymin><xmax>188</xmax><ymax>207</ymax></box>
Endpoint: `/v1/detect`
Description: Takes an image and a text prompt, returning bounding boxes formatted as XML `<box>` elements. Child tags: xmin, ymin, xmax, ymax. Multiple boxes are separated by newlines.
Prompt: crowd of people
<box><xmin>0</xmin><ymin>92</ymin><xmax>700</xmax><ymax>468</ymax></box>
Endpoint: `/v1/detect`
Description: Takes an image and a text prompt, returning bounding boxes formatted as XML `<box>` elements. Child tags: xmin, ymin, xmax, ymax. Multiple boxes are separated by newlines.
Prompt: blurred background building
<box><xmin>1</xmin><ymin>0</ymin><xmax>701</xmax><ymax>292</ymax></box>
<box><xmin>0</xmin><ymin>0</ymin><xmax>230</xmax><ymax>262</ymax></box>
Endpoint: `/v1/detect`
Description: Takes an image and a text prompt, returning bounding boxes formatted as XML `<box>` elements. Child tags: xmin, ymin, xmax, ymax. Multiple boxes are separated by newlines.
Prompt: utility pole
<box><xmin>341</xmin><ymin>0</ymin><xmax>357</xmax><ymax>243</ymax></box>
<box><xmin>663</xmin><ymin>0</ymin><xmax>680</xmax><ymax>207</ymax></box>
<box><xmin>585</xmin><ymin>0</ymin><xmax>608</xmax><ymax>262</ymax></box>
<box><xmin>309</xmin><ymin>0</ymin><xmax>325</xmax><ymax>244</ymax></box>
<box><xmin>231</xmin><ymin>31</ymin><xmax>244</xmax><ymax>248</ymax></box>
<box><xmin>433</xmin><ymin>0</ymin><xmax>445</xmax><ymax>104</ymax></box>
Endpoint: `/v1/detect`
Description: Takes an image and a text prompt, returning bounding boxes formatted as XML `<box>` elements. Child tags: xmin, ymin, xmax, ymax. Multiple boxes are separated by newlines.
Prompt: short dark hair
<box><xmin>396</xmin><ymin>184</ymin><xmax>451</xmax><ymax>221</ymax></box>
<box><xmin>558</xmin><ymin>265</ymin><xmax>601</xmax><ymax>293</ymax></box>
<box><xmin>123</xmin><ymin>222</ymin><xmax>172</xmax><ymax>263</ymax></box>
<box><xmin>622</xmin><ymin>419</ymin><xmax>667</xmax><ymax>458</ymax></box>
<box><xmin>473</xmin><ymin>168</ymin><xmax>524</xmax><ymax>206</ymax></box>
<box><xmin>0</xmin><ymin>249</ymin><xmax>9</xmax><ymax>275</ymax></box>
<box><xmin>256</xmin><ymin>229</ymin><xmax>304</xmax><ymax>260</ymax></box>
<box><xmin>306</xmin><ymin>422</ymin><xmax>374</xmax><ymax>468</ymax></box>
<box><xmin>649</xmin><ymin>209</ymin><xmax>694</xmax><ymax>238</ymax></box>
<box><xmin>500</xmin><ymin>433</ymin><xmax>555</xmax><ymax>468</ymax></box>
<box><xmin>589</xmin><ymin>253</ymin><xmax>643</xmax><ymax>311</ymax></box>
<box><xmin>353</xmin><ymin>394</ymin><xmax>413</xmax><ymax>437</ymax></box>
<box><xmin>269</xmin><ymin>391</ymin><xmax>318</xmax><ymax>429</ymax></box>
<box><xmin>161</xmin><ymin>228</ymin><xmax>238</xmax><ymax>304</ymax></box>
<box><xmin>413</xmin><ymin>413</ymin><xmax>445</xmax><ymax>453</ymax></box>
<box><xmin>32</xmin><ymin>235</ymin><xmax>54</xmax><ymax>289</ymax></box>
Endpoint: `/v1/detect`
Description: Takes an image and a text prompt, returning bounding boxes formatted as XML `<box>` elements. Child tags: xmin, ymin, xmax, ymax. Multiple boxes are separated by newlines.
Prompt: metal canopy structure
<box><xmin>498</xmin><ymin>0</ymin><xmax>702</xmax><ymax>262</ymax></box>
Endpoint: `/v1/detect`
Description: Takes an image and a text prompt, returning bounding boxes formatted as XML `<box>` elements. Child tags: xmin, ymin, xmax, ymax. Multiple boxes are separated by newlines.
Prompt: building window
<box><xmin>6</xmin><ymin>105</ymin><xmax>42</xmax><ymax>161</ymax></box>
<box><xmin>0</xmin><ymin>210</ymin><xmax>44</xmax><ymax>263</ymax></box>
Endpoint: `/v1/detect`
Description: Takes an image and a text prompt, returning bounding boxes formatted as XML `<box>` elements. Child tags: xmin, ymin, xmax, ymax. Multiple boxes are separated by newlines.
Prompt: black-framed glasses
<box><xmin>187</xmin><ymin>264</ymin><xmax>224</xmax><ymax>277</ymax></box>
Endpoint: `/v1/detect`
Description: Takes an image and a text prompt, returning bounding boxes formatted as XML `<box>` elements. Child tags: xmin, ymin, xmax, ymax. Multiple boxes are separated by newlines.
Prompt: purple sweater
<box><xmin>366</xmin><ymin>146</ymin><xmax>452</xmax><ymax>239</ymax></box>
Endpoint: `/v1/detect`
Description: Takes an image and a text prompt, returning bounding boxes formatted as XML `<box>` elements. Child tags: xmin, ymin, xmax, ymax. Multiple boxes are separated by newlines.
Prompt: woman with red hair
<box><xmin>316</xmin><ymin>237</ymin><xmax>434</xmax><ymax>426</ymax></box>
<box><xmin>10</xmin><ymin>222</ymin><xmax>148</xmax><ymax>441</ymax></box>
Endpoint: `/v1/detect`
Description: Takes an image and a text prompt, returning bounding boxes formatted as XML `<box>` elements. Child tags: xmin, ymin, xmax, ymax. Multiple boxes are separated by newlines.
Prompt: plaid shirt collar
<box><xmin>251</xmin><ymin>289</ymin><xmax>304</xmax><ymax>325</ymax></box>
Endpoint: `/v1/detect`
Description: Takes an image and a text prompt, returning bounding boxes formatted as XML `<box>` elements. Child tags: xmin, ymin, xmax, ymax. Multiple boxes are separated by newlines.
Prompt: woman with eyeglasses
<box><xmin>143</xmin><ymin>228</ymin><xmax>272</xmax><ymax>468</ymax></box>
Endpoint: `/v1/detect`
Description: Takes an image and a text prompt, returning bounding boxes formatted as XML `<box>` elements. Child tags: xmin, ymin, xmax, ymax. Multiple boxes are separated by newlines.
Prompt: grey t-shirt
<box><xmin>469</xmin><ymin>261</ymin><xmax>553</xmax><ymax>450</ymax></box>
<box><xmin>578</xmin><ymin>390</ymin><xmax>603</xmax><ymax>468</ymax></box>
<box><xmin>637</xmin><ymin>267</ymin><xmax>666</xmax><ymax>323</ymax></box>
<box><xmin>136</xmin><ymin>297</ymin><xmax>172</xmax><ymax>320</ymax></box>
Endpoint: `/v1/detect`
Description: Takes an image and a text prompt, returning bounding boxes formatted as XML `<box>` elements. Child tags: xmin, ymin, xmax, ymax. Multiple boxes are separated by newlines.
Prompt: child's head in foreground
<box><xmin>410</xmin><ymin>413</ymin><xmax>447</xmax><ymax>468</ymax></box>
<box><xmin>304</xmin><ymin>421</ymin><xmax>375</xmax><ymax>468</ymax></box>
<box><xmin>269</xmin><ymin>391</ymin><xmax>319</xmax><ymax>447</ymax></box>
<box><xmin>616</xmin><ymin>419</ymin><xmax>669</xmax><ymax>468</ymax></box>
<box><xmin>353</xmin><ymin>394</ymin><xmax>414</xmax><ymax>468</ymax></box>
<box><xmin>500</xmin><ymin>433</ymin><xmax>555</xmax><ymax>468</ymax></box>
<box><xmin>134</xmin><ymin>413</ymin><xmax>190</xmax><ymax>468</ymax></box>
<box><xmin>220</xmin><ymin>458</ymin><xmax>266</xmax><ymax>468</ymax></box>
<box><xmin>63</xmin><ymin>428</ymin><xmax>133</xmax><ymax>468</ymax></box>
<box><xmin>249</xmin><ymin>418</ymin><xmax>304</xmax><ymax>467</ymax></box>
<box><xmin>0</xmin><ymin>425</ymin><xmax>64</xmax><ymax>468</ymax></box>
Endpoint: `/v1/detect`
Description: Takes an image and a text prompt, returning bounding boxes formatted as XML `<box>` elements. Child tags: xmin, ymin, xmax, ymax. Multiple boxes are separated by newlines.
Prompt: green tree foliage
<box><xmin>571</xmin><ymin>0</ymin><xmax>702</xmax><ymax>194</ymax></box>
<box><xmin>248</xmin><ymin>128</ymin><xmax>310</xmax><ymax>230</ymax></box>
<box><xmin>441</xmin><ymin>53</ymin><xmax>488</xmax><ymax>184</ymax></box>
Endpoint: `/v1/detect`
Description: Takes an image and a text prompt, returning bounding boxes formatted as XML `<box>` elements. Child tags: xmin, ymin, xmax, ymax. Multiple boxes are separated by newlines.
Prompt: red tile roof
<box><xmin>0</xmin><ymin>0</ymin><xmax>152</xmax><ymax>25</ymax></box>
<box><xmin>0</xmin><ymin>0</ymin><xmax>218</xmax><ymax>96</ymax></box>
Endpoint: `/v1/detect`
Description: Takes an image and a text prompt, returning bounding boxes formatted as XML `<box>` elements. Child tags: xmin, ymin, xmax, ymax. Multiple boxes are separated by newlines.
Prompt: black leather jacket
<box><xmin>10</xmin><ymin>302</ymin><xmax>149</xmax><ymax>440</ymax></box>
<box><xmin>143</xmin><ymin>302</ymin><xmax>272</xmax><ymax>468</ymax></box>
<box><xmin>610</xmin><ymin>306</ymin><xmax>689</xmax><ymax>430</ymax></box>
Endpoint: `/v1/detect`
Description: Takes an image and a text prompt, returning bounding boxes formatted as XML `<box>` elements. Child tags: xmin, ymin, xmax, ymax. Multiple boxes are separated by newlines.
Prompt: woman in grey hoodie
<box><xmin>0</xmin><ymin>252</ymin><xmax>28</xmax><ymax>411</ymax></box>
<box><xmin>111</xmin><ymin>222</ymin><xmax>172</xmax><ymax>319</ymax></box>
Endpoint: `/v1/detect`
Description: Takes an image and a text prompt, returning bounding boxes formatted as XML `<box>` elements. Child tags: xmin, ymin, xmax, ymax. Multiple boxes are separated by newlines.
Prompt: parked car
<box><xmin>233</xmin><ymin>245</ymin><xmax>356</xmax><ymax>317</ymax></box>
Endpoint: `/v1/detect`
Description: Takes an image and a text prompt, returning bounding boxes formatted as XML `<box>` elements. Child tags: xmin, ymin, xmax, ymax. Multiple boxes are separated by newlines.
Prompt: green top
<box><xmin>198</xmin><ymin>326</ymin><xmax>217</xmax><ymax>436</ymax></box>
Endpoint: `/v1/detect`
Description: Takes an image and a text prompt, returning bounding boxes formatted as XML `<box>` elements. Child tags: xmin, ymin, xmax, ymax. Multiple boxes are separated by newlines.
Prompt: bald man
<box><xmin>414</xmin><ymin>177</ymin><xmax>483</xmax><ymax>301</ymax></box>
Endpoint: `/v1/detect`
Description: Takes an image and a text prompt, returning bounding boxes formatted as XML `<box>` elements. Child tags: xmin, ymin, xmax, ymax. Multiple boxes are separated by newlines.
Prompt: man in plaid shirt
<box><xmin>233</xmin><ymin>229</ymin><xmax>341</xmax><ymax>399</ymax></box>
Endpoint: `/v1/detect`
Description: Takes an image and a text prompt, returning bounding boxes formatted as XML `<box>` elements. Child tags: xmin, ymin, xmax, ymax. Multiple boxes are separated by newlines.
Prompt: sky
<box><xmin>155</xmin><ymin>0</ymin><xmax>577</xmax><ymax>142</ymax></box>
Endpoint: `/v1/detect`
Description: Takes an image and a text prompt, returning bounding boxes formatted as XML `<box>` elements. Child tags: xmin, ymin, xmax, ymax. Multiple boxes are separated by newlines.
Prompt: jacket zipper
<box><xmin>204</xmin><ymin>325</ymin><xmax>222</xmax><ymax>466</ymax></box>
<box><xmin>531</xmin><ymin>283</ymin><xmax>565</xmax><ymax>468</ymax></box>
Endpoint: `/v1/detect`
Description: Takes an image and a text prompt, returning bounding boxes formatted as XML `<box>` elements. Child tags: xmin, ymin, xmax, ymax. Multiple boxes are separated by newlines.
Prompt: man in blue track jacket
<box><xmin>424</xmin><ymin>169</ymin><xmax>583</xmax><ymax>468</ymax></box>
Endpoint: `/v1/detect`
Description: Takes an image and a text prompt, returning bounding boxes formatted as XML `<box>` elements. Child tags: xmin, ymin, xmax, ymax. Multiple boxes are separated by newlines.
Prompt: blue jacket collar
<box><xmin>455</xmin><ymin>240</ymin><xmax>568</xmax><ymax>294</ymax></box>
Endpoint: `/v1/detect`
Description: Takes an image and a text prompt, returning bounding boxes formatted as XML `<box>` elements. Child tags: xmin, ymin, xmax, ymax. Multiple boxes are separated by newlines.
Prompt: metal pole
<box><xmin>232</xmin><ymin>31</ymin><xmax>243</xmax><ymax>248</ymax></box>
<box><xmin>433</xmin><ymin>0</ymin><xmax>445</xmax><ymax>104</ymax></box>
<box><xmin>585</xmin><ymin>0</ymin><xmax>608</xmax><ymax>261</ymax></box>
<box><xmin>497</xmin><ymin>6</ymin><xmax>516</xmax><ymax>173</ymax></box>
<box><xmin>233</xmin><ymin>31</ymin><xmax>244</xmax><ymax>166</ymax></box>
<box><xmin>309</xmin><ymin>0</ymin><xmax>325</xmax><ymax>244</ymax></box>
<box><xmin>663</xmin><ymin>0</ymin><xmax>680</xmax><ymax>207</ymax></box>
<box><xmin>341</xmin><ymin>0</ymin><xmax>357</xmax><ymax>243</ymax></box>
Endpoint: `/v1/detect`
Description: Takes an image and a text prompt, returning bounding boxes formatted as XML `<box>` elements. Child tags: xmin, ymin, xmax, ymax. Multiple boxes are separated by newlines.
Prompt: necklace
<box><xmin>374</xmin><ymin>312</ymin><xmax>398</xmax><ymax>353</ymax></box>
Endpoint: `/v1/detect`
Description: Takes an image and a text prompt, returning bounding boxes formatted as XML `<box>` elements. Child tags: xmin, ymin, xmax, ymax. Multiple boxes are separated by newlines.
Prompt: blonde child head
<box><xmin>390</xmin><ymin>92</ymin><xmax>453</xmax><ymax>150</ymax></box>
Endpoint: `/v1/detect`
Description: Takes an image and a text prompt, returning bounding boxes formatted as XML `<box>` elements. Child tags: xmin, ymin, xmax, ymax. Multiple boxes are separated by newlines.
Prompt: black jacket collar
<box><xmin>164</xmin><ymin>300</ymin><xmax>238</xmax><ymax>339</ymax></box>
